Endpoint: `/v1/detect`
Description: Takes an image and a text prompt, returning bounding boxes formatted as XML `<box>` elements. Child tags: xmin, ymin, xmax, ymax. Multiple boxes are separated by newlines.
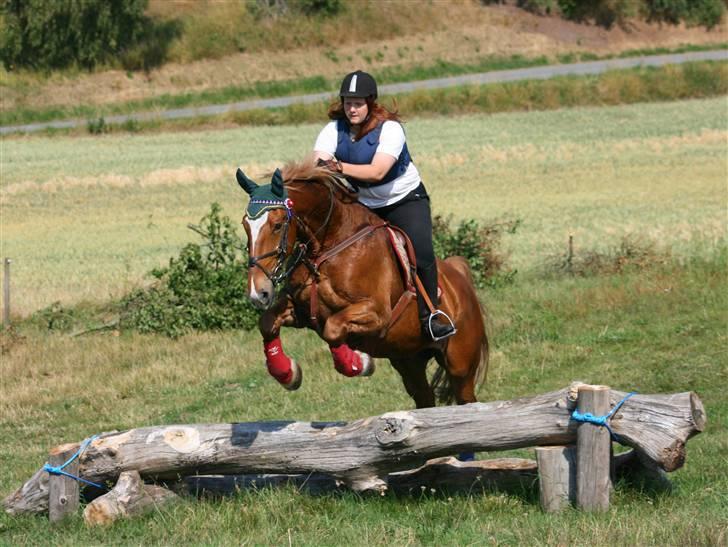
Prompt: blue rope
<box><xmin>43</xmin><ymin>435</ymin><xmax>107</xmax><ymax>490</ymax></box>
<box><xmin>571</xmin><ymin>391</ymin><xmax>637</xmax><ymax>442</ymax></box>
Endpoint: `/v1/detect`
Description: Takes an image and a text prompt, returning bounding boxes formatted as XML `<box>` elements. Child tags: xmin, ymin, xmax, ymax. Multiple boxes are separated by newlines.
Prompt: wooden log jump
<box><xmin>3</xmin><ymin>383</ymin><xmax>705</xmax><ymax>522</ymax></box>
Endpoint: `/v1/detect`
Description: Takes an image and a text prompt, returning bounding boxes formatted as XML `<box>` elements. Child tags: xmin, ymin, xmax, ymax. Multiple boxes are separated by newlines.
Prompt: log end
<box><xmin>661</xmin><ymin>441</ymin><xmax>686</xmax><ymax>473</ymax></box>
<box><xmin>690</xmin><ymin>392</ymin><xmax>707</xmax><ymax>433</ymax></box>
<box><xmin>49</xmin><ymin>443</ymin><xmax>81</xmax><ymax>457</ymax></box>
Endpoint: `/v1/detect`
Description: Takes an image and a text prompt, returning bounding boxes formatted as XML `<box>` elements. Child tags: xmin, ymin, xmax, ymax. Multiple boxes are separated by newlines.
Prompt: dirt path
<box><xmin>2</xmin><ymin>49</ymin><xmax>725</xmax><ymax>135</ymax></box>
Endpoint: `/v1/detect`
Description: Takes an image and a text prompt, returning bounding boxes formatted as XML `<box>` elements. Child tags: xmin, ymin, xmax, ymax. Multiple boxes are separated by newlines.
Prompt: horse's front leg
<box><xmin>259</xmin><ymin>295</ymin><xmax>303</xmax><ymax>390</ymax></box>
<box><xmin>323</xmin><ymin>300</ymin><xmax>389</xmax><ymax>345</ymax></box>
<box><xmin>322</xmin><ymin>301</ymin><xmax>384</xmax><ymax>378</ymax></box>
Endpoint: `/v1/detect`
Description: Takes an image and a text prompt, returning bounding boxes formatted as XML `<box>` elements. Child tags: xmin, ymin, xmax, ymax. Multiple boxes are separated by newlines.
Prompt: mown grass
<box><xmin>0</xmin><ymin>97</ymin><xmax>725</xmax><ymax>544</ymax></box>
<box><xmin>2</xmin><ymin>97</ymin><xmax>725</xmax><ymax>316</ymax></box>
<box><xmin>1</xmin><ymin>47</ymin><xmax>725</xmax><ymax>129</ymax></box>
<box><xmin>0</xmin><ymin>251</ymin><xmax>725</xmax><ymax>544</ymax></box>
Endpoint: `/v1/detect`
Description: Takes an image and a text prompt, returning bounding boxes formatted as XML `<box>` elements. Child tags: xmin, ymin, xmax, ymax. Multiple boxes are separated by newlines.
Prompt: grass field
<box><xmin>1</xmin><ymin>97</ymin><xmax>725</xmax><ymax>315</ymax></box>
<box><xmin>0</xmin><ymin>97</ymin><xmax>726</xmax><ymax>544</ymax></box>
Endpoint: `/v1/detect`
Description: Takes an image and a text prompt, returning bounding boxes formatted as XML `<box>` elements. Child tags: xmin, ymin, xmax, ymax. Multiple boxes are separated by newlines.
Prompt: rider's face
<box><xmin>343</xmin><ymin>98</ymin><xmax>368</xmax><ymax>126</ymax></box>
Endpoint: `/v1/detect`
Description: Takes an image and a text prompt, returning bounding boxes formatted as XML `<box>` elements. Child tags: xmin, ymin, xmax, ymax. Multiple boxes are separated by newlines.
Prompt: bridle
<box><xmin>245</xmin><ymin>180</ymin><xmax>337</xmax><ymax>288</ymax></box>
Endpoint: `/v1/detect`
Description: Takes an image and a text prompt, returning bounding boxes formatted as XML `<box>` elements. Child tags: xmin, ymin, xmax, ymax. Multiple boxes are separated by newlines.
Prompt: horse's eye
<box><xmin>273</xmin><ymin>222</ymin><xmax>283</xmax><ymax>232</ymax></box>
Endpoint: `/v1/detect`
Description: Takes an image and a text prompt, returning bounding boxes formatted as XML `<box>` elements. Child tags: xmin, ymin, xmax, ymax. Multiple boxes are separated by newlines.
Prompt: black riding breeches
<box><xmin>370</xmin><ymin>182</ymin><xmax>438</xmax><ymax>319</ymax></box>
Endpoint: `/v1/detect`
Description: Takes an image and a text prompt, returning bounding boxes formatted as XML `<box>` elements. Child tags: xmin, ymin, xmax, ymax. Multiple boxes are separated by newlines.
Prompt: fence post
<box><xmin>576</xmin><ymin>385</ymin><xmax>611</xmax><ymax>511</ymax></box>
<box><xmin>3</xmin><ymin>258</ymin><xmax>10</xmax><ymax>326</ymax></box>
<box><xmin>48</xmin><ymin>443</ymin><xmax>81</xmax><ymax>523</ymax></box>
<box><xmin>536</xmin><ymin>445</ymin><xmax>576</xmax><ymax>512</ymax></box>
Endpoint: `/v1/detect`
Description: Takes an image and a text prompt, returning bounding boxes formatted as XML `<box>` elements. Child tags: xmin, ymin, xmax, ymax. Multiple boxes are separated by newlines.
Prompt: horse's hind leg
<box><xmin>390</xmin><ymin>355</ymin><xmax>435</xmax><ymax>409</ymax></box>
<box><xmin>440</xmin><ymin>321</ymin><xmax>487</xmax><ymax>405</ymax></box>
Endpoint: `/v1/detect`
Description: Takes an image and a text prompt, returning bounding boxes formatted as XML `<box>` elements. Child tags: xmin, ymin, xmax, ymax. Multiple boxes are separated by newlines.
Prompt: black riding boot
<box><xmin>418</xmin><ymin>261</ymin><xmax>456</xmax><ymax>341</ymax></box>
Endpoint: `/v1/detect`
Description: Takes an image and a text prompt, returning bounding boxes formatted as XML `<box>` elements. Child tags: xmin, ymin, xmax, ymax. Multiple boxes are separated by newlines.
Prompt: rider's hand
<box><xmin>316</xmin><ymin>157</ymin><xmax>343</xmax><ymax>174</ymax></box>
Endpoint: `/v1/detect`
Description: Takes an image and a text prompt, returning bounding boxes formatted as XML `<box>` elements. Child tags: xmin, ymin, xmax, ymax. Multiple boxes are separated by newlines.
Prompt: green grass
<box><xmin>1</xmin><ymin>45</ymin><xmax>725</xmax><ymax>128</ymax></box>
<box><xmin>0</xmin><ymin>96</ymin><xmax>726</xmax><ymax>543</ymax></box>
<box><xmin>2</xmin><ymin>97</ymin><xmax>725</xmax><ymax>316</ymax></box>
<box><xmin>1</xmin><ymin>253</ymin><xmax>726</xmax><ymax>544</ymax></box>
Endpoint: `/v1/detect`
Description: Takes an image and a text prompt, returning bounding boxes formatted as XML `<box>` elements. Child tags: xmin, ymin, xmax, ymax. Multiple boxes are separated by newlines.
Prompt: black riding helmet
<box><xmin>339</xmin><ymin>70</ymin><xmax>378</xmax><ymax>100</ymax></box>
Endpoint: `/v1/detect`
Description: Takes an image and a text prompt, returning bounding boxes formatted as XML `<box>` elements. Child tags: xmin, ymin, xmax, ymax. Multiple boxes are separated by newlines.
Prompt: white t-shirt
<box><xmin>313</xmin><ymin>120</ymin><xmax>421</xmax><ymax>208</ymax></box>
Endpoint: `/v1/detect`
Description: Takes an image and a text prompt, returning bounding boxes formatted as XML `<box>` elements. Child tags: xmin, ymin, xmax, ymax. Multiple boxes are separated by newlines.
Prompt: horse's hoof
<box><xmin>282</xmin><ymin>360</ymin><xmax>302</xmax><ymax>391</ymax></box>
<box><xmin>356</xmin><ymin>351</ymin><xmax>375</xmax><ymax>377</ymax></box>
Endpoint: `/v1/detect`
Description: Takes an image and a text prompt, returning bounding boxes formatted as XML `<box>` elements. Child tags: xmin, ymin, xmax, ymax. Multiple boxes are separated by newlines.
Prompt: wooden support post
<box><xmin>48</xmin><ymin>443</ymin><xmax>80</xmax><ymax>523</ymax></box>
<box><xmin>2</xmin><ymin>258</ymin><xmax>10</xmax><ymax>326</ymax></box>
<box><xmin>536</xmin><ymin>446</ymin><xmax>576</xmax><ymax>512</ymax></box>
<box><xmin>576</xmin><ymin>385</ymin><xmax>611</xmax><ymax>511</ymax></box>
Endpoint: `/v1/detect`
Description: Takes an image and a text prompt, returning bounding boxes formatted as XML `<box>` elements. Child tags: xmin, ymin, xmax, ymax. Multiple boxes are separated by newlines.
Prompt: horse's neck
<box><xmin>295</xmin><ymin>184</ymin><xmax>375</xmax><ymax>247</ymax></box>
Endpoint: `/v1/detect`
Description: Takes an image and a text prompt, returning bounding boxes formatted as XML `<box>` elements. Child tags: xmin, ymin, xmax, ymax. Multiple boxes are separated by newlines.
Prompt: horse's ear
<box><xmin>271</xmin><ymin>168</ymin><xmax>285</xmax><ymax>198</ymax></box>
<box><xmin>236</xmin><ymin>168</ymin><xmax>258</xmax><ymax>194</ymax></box>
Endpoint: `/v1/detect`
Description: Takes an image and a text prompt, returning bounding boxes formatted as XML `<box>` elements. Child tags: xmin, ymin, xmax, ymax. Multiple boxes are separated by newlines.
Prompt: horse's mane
<box><xmin>282</xmin><ymin>160</ymin><xmax>360</xmax><ymax>204</ymax></box>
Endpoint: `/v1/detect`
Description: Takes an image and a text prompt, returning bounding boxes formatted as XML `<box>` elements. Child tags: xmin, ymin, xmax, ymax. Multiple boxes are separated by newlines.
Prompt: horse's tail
<box><xmin>430</xmin><ymin>257</ymin><xmax>490</xmax><ymax>405</ymax></box>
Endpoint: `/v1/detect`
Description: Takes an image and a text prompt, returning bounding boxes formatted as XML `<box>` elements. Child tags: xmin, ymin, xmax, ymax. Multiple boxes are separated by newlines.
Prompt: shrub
<box><xmin>507</xmin><ymin>0</ymin><xmax>724</xmax><ymax>28</ymax></box>
<box><xmin>248</xmin><ymin>0</ymin><xmax>341</xmax><ymax>19</ymax></box>
<box><xmin>86</xmin><ymin>116</ymin><xmax>108</xmax><ymax>135</ymax></box>
<box><xmin>0</xmin><ymin>0</ymin><xmax>180</xmax><ymax>71</ymax></box>
<box><xmin>645</xmin><ymin>0</ymin><xmax>726</xmax><ymax>28</ymax></box>
<box><xmin>545</xmin><ymin>234</ymin><xmax>672</xmax><ymax>277</ymax></box>
<box><xmin>0</xmin><ymin>0</ymin><xmax>150</xmax><ymax>70</ymax></box>
<box><xmin>432</xmin><ymin>215</ymin><xmax>520</xmax><ymax>288</ymax></box>
<box><xmin>120</xmin><ymin>203</ymin><xmax>260</xmax><ymax>338</ymax></box>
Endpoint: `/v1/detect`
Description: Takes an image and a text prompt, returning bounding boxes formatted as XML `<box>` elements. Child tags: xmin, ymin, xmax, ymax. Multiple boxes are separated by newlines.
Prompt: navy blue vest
<box><xmin>335</xmin><ymin>120</ymin><xmax>412</xmax><ymax>184</ymax></box>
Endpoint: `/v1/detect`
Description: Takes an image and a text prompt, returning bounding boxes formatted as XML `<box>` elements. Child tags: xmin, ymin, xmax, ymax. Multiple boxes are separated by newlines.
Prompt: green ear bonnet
<box><xmin>236</xmin><ymin>168</ymin><xmax>293</xmax><ymax>219</ymax></box>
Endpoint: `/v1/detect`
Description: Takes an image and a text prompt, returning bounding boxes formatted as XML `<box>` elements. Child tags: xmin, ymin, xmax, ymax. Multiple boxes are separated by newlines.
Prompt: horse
<box><xmin>236</xmin><ymin>161</ymin><xmax>488</xmax><ymax>410</ymax></box>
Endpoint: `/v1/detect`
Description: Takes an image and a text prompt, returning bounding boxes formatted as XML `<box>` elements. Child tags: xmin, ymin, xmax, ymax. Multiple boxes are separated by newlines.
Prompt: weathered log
<box><xmin>180</xmin><ymin>457</ymin><xmax>538</xmax><ymax>497</ymax></box>
<box><xmin>180</xmin><ymin>450</ymin><xmax>653</xmax><ymax>500</ymax></box>
<box><xmin>83</xmin><ymin>471</ymin><xmax>178</xmax><ymax>526</ymax></box>
<box><xmin>3</xmin><ymin>384</ymin><xmax>705</xmax><ymax>515</ymax></box>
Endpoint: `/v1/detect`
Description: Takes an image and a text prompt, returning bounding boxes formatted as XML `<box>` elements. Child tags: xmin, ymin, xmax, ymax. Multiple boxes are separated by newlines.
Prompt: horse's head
<box><xmin>237</xmin><ymin>167</ymin><xmax>297</xmax><ymax>309</ymax></box>
<box><xmin>237</xmin><ymin>161</ymin><xmax>362</xmax><ymax>309</ymax></box>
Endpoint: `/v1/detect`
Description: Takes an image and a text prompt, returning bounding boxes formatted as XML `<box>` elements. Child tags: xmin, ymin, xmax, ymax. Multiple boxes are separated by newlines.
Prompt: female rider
<box><xmin>313</xmin><ymin>70</ymin><xmax>456</xmax><ymax>342</ymax></box>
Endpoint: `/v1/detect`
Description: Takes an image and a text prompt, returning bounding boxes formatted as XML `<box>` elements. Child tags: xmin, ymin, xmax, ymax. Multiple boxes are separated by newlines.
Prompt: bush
<box><xmin>248</xmin><ymin>0</ymin><xmax>341</xmax><ymax>19</ymax></box>
<box><xmin>645</xmin><ymin>0</ymin><xmax>726</xmax><ymax>28</ymax></box>
<box><xmin>545</xmin><ymin>234</ymin><xmax>672</xmax><ymax>277</ymax></box>
<box><xmin>120</xmin><ymin>203</ymin><xmax>260</xmax><ymax>338</ymax></box>
<box><xmin>432</xmin><ymin>215</ymin><xmax>520</xmax><ymax>288</ymax></box>
<box><xmin>506</xmin><ymin>0</ymin><xmax>724</xmax><ymax>28</ymax></box>
<box><xmin>0</xmin><ymin>0</ymin><xmax>178</xmax><ymax>71</ymax></box>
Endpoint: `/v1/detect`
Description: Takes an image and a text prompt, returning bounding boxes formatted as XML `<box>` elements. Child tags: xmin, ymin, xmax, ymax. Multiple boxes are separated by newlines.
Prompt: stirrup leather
<box><xmin>427</xmin><ymin>310</ymin><xmax>457</xmax><ymax>341</ymax></box>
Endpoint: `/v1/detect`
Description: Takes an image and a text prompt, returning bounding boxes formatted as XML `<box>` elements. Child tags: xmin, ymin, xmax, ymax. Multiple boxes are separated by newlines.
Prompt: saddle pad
<box><xmin>385</xmin><ymin>227</ymin><xmax>442</xmax><ymax>298</ymax></box>
<box><xmin>386</xmin><ymin>227</ymin><xmax>414</xmax><ymax>290</ymax></box>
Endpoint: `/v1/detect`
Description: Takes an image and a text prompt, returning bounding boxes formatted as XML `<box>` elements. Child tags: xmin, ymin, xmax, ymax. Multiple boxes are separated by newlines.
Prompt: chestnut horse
<box><xmin>236</xmin><ymin>161</ymin><xmax>488</xmax><ymax>409</ymax></box>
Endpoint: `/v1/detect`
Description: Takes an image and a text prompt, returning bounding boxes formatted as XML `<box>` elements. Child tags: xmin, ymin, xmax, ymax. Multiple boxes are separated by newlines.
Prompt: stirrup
<box><xmin>427</xmin><ymin>310</ymin><xmax>457</xmax><ymax>342</ymax></box>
